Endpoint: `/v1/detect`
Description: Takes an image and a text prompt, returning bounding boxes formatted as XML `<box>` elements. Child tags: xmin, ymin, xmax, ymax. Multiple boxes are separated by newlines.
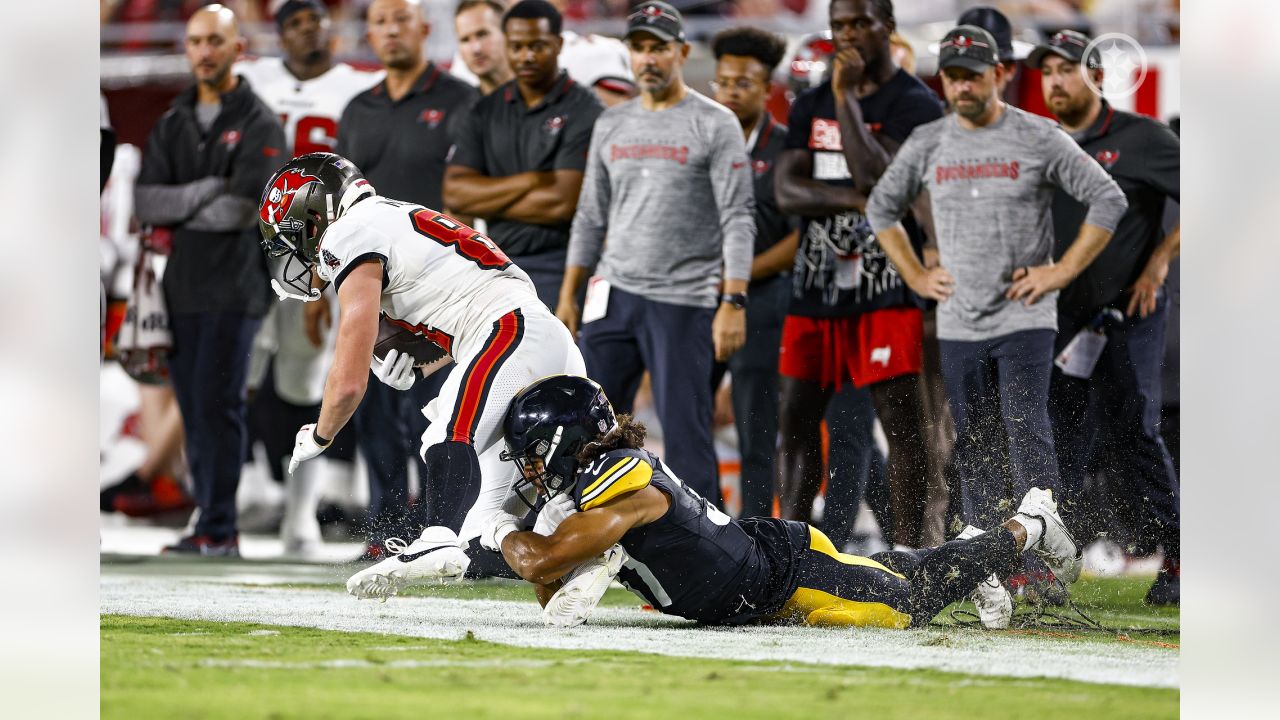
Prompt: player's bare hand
<box><xmin>1006</xmin><ymin>264</ymin><xmax>1069</xmax><ymax>306</ymax></box>
<box><xmin>909</xmin><ymin>266</ymin><xmax>954</xmax><ymax>301</ymax></box>
<box><xmin>556</xmin><ymin>299</ymin><xmax>580</xmax><ymax>338</ymax></box>
<box><xmin>303</xmin><ymin>297</ymin><xmax>331</xmax><ymax>348</ymax></box>
<box><xmin>1125</xmin><ymin>259</ymin><xmax>1168</xmax><ymax>319</ymax></box>
<box><xmin>832</xmin><ymin>48</ymin><xmax>866</xmax><ymax>98</ymax></box>
<box><xmin>922</xmin><ymin>247</ymin><xmax>941</xmax><ymax>269</ymax></box>
<box><xmin>712</xmin><ymin>305</ymin><xmax>746</xmax><ymax>362</ymax></box>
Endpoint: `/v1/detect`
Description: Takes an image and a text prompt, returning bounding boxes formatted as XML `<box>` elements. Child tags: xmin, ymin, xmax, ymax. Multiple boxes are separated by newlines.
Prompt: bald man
<box><xmin>134</xmin><ymin>4</ymin><xmax>286</xmax><ymax>557</ymax></box>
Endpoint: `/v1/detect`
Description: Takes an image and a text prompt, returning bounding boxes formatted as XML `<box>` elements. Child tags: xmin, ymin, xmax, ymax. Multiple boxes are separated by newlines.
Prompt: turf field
<box><xmin>100</xmin><ymin>556</ymin><xmax>1178</xmax><ymax>718</ymax></box>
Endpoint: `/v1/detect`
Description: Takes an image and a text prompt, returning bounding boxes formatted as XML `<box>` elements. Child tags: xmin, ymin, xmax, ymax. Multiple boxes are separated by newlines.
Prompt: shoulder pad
<box><xmin>573</xmin><ymin>448</ymin><xmax>654</xmax><ymax>511</ymax></box>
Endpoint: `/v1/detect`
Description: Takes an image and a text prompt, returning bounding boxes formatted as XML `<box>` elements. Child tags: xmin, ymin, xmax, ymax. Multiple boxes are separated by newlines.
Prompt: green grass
<box><xmin>268</xmin><ymin>575</ymin><xmax>1180</xmax><ymax>644</ymax></box>
<box><xmin>102</xmin><ymin>615</ymin><xmax>1176</xmax><ymax>720</ymax></box>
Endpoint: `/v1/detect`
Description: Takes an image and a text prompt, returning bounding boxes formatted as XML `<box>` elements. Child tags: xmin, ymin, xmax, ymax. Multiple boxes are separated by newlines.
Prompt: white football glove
<box><xmin>371</xmin><ymin>348</ymin><xmax>416</xmax><ymax>391</ymax></box>
<box><xmin>288</xmin><ymin>423</ymin><xmax>331</xmax><ymax>474</ymax></box>
<box><xmin>543</xmin><ymin>544</ymin><xmax>629</xmax><ymax>628</ymax></box>
<box><xmin>479</xmin><ymin>513</ymin><xmax>521</xmax><ymax>553</ymax></box>
<box><xmin>533</xmin><ymin>492</ymin><xmax>577</xmax><ymax>536</ymax></box>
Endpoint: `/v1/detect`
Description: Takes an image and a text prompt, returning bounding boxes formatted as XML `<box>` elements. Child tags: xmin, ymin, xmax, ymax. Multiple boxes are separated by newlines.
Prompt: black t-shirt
<box><xmin>336</xmin><ymin>63</ymin><xmax>478</xmax><ymax>209</ymax></box>
<box><xmin>749</xmin><ymin>115</ymin><xmax>799</xmax><ymax>259</ymax></box>
<box><xmin>783</xmin><ymin>72</ymin><xmax>943</xmax><ymax>317</ymax></box>
<box><xmin>137</xmin><ymin>77</ymin><xmax>286</xmax><ymax>316</ymax></box>
<box><xmin>449</xmin><ymin>73</ymin><xmax>604</xmax><ymax>257</ymax></box>
<box><xmin>1053</xmin><ymin>103</ymin><xmax>1180</xmax><ymax>333</ymax></box>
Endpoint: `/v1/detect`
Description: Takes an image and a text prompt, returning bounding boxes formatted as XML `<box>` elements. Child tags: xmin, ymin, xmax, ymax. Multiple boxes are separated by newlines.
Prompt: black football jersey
<box><xmin>570</xmin><ymin>448</ymin><xmax>807</xmax><ymax>625</ymax></box>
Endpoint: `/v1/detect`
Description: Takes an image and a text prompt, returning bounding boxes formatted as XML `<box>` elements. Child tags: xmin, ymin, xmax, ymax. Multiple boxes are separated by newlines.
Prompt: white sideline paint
<box><xmin>101</xmin><ymin>576</ymin><xmax>1177</xmax><ymax>688</ymax></box>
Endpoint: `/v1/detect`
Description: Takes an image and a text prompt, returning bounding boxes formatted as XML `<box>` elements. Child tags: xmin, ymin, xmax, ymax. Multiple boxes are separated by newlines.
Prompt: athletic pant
<box><xmin>711</xmin><ymin>274</ymin><xmax>788</xmax><ymax>518</ymax></box>
<box><xmin>939</xmin><ymin>329</ymin><xmax>1058</xmax><ymax>532</ymax></box>
<box><xmin>1050</xmin><ymin>293</ymin><xmax>1180</xmax><ymax>559</ymax></box>
<box><xmin>816</xmin><ymin>384</ymin><xmax>889</xmax><ymax>549</ymax></box>
<box><xmin>578</xmin><ymin>287</ymin><xmax>721</xmax><ymax>504</ymax></box>
<box><xmin>168</xmin><ymin>311</ymin><xmax>260</xmax><ymax>540</ymax></box>
<box><xmin>769</xmin><ymin>526</ymin><xmax>1018</xmax><ymax>628</ymax></box>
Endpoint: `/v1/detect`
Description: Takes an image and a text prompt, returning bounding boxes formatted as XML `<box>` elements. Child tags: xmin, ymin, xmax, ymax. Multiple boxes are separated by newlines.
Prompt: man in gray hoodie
<box><xmin>866</xmin><ymin>25</ymin><xmax>1126</xmax><ymax>540</ymax></box>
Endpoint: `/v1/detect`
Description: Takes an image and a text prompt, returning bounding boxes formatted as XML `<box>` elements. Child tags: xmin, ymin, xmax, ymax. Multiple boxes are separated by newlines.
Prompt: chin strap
<box><xmin>271</xmin><ymin>279</ymin><xmax>322</xmax><ymax>302</ymax></box>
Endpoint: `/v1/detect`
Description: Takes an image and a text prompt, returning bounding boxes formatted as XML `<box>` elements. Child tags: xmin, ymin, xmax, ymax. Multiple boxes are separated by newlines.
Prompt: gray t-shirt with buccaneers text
<box><xmin>866</xmin><ymin>105</ymin><xmax>1127</xmax><ymax>342</ymax></box>
<box><xmin>567</xmin><ymin>91</ymin><xmax>756</xmax><ymax>309</ymax></box>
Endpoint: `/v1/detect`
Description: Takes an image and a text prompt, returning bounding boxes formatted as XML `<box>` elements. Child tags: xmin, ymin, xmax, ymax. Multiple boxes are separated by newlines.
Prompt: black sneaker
<box><xmin>1145</xmin><ymin>557</ymin><xmax>1180</xmax><ymax>606</ymax></box>
<box><xmin>162</xmin><ymin>534</ymin><xmax>241</xmax><ymax>558</ymax></box>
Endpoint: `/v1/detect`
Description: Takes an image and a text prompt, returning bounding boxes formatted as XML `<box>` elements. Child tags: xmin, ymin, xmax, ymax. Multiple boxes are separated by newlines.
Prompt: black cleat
<box><xmin>1144</xmin><ymin>557</ymin><xmax>1180</xmax><ymax>606</ymax></box>
<box><xmin>162</xmin><ymin>534</ymin><xmax>241</xmax><ymax>558</ymax></box>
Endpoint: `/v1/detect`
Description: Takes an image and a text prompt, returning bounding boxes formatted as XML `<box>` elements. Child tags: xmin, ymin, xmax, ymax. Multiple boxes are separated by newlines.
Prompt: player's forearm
<box><xmin>750</xmin><ymin>229</ymin><xmax>800</xmax><ymax>280</ymax></box>
<box><xmin>876</xmin><ymin>223</ymin><xmax>927</xmax><ymax>287</ymax></box>
<box><xmin>183</xmin><ymin>194</ymin><xmax>257</xmax><ymax>232</ymax></box>
<box><xmin>1056</xmin><ymin>222</ymin><xmax>1114</xmax><ymax>279</ymax></box>
<box><xmin>501</xmin><ymin>183</ymin><xmax>580</xmax><ymax>225</ymax></box>
<box><xmin>315</xmin><ymin>370</ymin><xmax>367</xmax><ymax>440</ymax></box>
<box><xmin>501</xmin><ymin>531</ymin><xmax>578</xmax><ymax>585</ymax></box>
<box><xmin>442</xmin><ymin>170</ymin><xmax>550</xmax><ymax>216</ymax></box>
<box><xmin>134</xmin><ymin>177</ymin><xmax>226</xmax><ymax>225</ymax></box>
<box><xmin>559</xmin><ymin>265</ymin><xmax>592</xmax><ymax>303</ymax></box>
<box><xmin>775</xmin><ymin>178</ymin><xmax>866</xmax><ymax>217</ymax></box>
<box><xmin>834</xmin><ymin>92</ymin><xmax>891</xmax><ymax>194</ymax></box>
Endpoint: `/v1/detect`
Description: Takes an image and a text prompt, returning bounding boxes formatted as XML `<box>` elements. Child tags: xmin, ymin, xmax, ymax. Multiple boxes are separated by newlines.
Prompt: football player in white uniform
<box><xmin>259</xmin><ymin>152</ymin><xmax>617</xmax><ymax>603</ymax></box>
<box><xmin>236</xmin><ymin>0</ymin><xmax>382</xmax><ymax>555</ymax></box>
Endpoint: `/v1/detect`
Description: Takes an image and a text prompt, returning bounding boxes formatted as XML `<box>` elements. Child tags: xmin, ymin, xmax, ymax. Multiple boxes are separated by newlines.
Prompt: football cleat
<box><xmin>956</xmin><ymin>525</ymin><xmax>1012</xmax><ymax>629</ymax></box>
<box><xmin>1015</xmin><ymin>488</ymin><xmax>1082</xmax><ymax>584</ymax></box>
<box><xmin>346</xmin><ymin>526</ymin><xmax>469</xmax><ymax>601</ymax></box>
<box><xmin>162</xmin><ymin>534</ymin><xmax>240</xmax><ymax>558</ymax></box>
<box><xmin>542</xmin><ymin>544</ymin><xmax>628</xmax><ymax>628</ymax></box>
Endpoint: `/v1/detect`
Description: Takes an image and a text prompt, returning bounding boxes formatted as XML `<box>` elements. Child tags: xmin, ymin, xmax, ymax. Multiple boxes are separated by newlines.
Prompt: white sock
<box><xmin>1012</xmin><ymin>514</ymin><xmax>1045</xmax><ymax>549</ymax></box>
<box><xmin>282</xmin><ymin>459</ymin><xmax>323</xmax><ymax>544</ymax></box>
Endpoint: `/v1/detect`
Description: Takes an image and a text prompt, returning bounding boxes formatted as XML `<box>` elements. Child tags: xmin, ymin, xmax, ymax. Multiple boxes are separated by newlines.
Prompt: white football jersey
<box><xmin>235</xmin><ymin>57</ymin><xmax>383</xmax><ymax>156</ymax></box>
<box><xmin>317</xmin><ymin>196</ymin><xmax>540</xmax><ymax>358</ymax></box>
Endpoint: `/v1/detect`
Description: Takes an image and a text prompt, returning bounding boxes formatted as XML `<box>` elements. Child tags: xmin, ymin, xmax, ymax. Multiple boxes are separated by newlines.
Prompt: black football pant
<box><xmin>169</xmin><ymin>311</ymin><xmax>260</xmax><ymax>540</ymax></box>
<box><xmin>247</xmin><ymin>357</ymin><xmax>356</xmax><ymax>483</ymax></box>
<box><xmin>771</xmin><ymin>526</ymin><xmax>1018</xmax><ymax>628</ymax></box>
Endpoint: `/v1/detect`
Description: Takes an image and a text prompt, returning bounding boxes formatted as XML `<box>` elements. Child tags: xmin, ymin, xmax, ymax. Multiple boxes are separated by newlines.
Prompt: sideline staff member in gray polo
<box><xmin>866</xmin><ymin>25</ymin><xmax>1126</xmax><ymax>534</ymax></box>
<box><xmin>559</xmin><ymin>1</ymin><xmax>755</xmax><ymax>504</ymax></box>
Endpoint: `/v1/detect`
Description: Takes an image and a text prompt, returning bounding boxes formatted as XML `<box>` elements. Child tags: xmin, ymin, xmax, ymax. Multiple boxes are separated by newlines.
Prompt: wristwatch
<box><xmin>720</xmin><ymin>292</ymin><xmax>748</xmax><ymax>309</ymax></box>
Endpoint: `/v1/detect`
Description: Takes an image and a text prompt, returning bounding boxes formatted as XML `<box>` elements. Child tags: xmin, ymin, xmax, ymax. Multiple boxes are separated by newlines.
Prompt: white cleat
<box><xmin>346</xmin><ymin>526</ymin><xmax>470</xmax><ymax>601</ymax></box>
<box><xmin>1016</xmin><ymin>488</ymin><xmax>1083</xmax><ymax>584</ymax></box>
<box><xmin>542</xmin><ymin>544</ymin><xmax>628</xmax><ymax>628</ymax></box>
<box><xmin>956</xmin><ymin>525</ymin><xmax>1012</xmax><ymax>630</ymax></box>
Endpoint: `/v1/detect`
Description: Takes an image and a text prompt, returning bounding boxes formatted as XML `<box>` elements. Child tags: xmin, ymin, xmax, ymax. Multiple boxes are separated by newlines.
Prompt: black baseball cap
<box><xmin>937</xmin><ymin>25</ymin><xmax>1001</xmax><ymax>73</ymax></box>
<box><xmin>625</xmin><ymin>2</ymin><xmax>686</xmax><ymax>44</ymax></box>
<box><xmin>274</xmin><ymin>0</ymin><xmax>327</xmax><ymax>31</ymax></box>
<box><xmin>956</xmin><ymin>6</ymin><xmax>1033</xmax><ymax>62</ymax></box>
<box><xmin>1026</xmin><ymin>30</ymin><xmax>1102</xmax><ymax>70</ymax></box>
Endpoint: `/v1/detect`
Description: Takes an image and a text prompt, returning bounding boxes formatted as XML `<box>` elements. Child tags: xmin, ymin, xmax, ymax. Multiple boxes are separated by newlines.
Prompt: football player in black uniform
<box><xmin>482</xmin><ymin>375</ymin><xmax>1083</xmax><ymax>628</ymax></box>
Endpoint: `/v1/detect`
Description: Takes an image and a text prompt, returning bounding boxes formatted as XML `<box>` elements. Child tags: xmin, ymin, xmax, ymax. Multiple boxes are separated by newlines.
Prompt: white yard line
<box><xmin>101</xmin><ymin>575</ymin><xmax>1177</xmax><ymax>689</ymax></box>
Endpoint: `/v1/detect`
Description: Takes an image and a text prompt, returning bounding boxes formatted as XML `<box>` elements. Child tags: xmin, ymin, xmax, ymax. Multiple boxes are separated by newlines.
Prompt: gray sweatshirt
<box><xmin>567</xmin><ymin>91</ymin><xmax>756</xmax><ymax>308</ymax></box>
<box><xmin>867</xmin><ymin>106</ymin><xmax>1127</xmax><ymax>341</ymax></box>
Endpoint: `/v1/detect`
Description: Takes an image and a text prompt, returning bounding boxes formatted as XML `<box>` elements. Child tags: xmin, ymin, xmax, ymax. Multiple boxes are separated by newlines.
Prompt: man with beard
<box><xmin>235</xmin><ymin>0</ymin><xmax>382</xmax><ymax>556</ymax></box>
<box><xmin>866</xmin><ymin>26</ymin><xmax>1126</xmax><ymax>593</ymax></box>
<box><xmin>1031</xmin><ymin>30</ymin><xmax>1182</xmax><ymax>605</ymax></box>
<box><xmin>134</xmin><ymin>4</ymin><xmax>286</xmax><ymax>556</ymax></box>
<box><xmin>773</xmin><ymin>0</ymin><xmax>941</xmax><ymax>553</ymax></box>
<box><xmin>451</xmin><ymin>0</ymin><xmax>512</xmax><ymax>95</ymax></box>
<box><xmin>558</xmin><ymin>1</ymin><xmax>755</xmax><ymax>505</ymax></box>
<box><xmin>336</xmin><ymin>0</ymin><xmax>480</xmax><ymax>557</ymax></box>
<box><xmin>444</xmin><ymin>0</ymin><xmax>604</xmax><ymax>310</ymax></box>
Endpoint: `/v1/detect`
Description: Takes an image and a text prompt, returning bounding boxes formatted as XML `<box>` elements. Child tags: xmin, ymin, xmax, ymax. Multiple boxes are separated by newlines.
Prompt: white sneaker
<box><xmin>280</xmin><ymin>459</ymin><xmax>323</xmax><ymax>558</ymax></box>
<box><xmin>346</xmin><ymin>526</ymin><xmax>470</xmax><ymax>600</ymax></box>
<box><xmin>1016</xmin><ymin>488</ymin><xmax>1082</xmax><ymax>584</ymax></box>
<box><xmin>542</xmin><ymin>544</ymin><xmax>628</xmax><ymax>628</ymax></box>
<box><xmin>956</xmin><ymin>525</ymin><xmax>1012</xmax><ymax>630</ymax></box>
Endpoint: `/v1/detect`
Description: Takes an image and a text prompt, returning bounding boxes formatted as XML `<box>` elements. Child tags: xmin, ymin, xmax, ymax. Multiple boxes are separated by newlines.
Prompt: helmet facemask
<box><xmin>261</xmin><ymin>211</ymin><xmax>322</xmax><ymax>302</ymax></box>
<box><xmin>500</xmin><ymin>426</ymin><xmax>581</xmax><ymax>511</ymax></box>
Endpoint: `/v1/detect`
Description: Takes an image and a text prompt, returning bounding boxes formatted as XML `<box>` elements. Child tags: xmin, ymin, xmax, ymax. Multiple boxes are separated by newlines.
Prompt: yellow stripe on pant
<box><xmin>770</xmin><ymin>527</ymin><xmax>913</xmax><ymax>629</ymax></box>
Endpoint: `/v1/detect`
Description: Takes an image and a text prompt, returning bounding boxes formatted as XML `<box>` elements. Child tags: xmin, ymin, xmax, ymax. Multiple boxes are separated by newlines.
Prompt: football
<box><xmin>374</xmin><ymin>315</ymin><xmax>450</xmax><ymax>371</ymax></box>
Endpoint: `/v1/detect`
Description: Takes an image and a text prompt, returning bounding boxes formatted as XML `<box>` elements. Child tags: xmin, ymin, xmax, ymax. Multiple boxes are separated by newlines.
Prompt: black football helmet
<box><xmin>258</xmin><ymin>152</ymin><xmax>374</xmax><ymax>301</ymax></box>
<box><xmin>501</xmin><ymin>375</ymin><xmax>618</xmax><ymax>503</ymax></box>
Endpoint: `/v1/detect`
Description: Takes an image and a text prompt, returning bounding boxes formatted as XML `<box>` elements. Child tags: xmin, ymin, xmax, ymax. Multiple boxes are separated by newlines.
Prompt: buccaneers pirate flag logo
<box><xmin>260</xmin><ymin>168</ymin><xmax>323</xmax><ymax>226</ymax></box>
